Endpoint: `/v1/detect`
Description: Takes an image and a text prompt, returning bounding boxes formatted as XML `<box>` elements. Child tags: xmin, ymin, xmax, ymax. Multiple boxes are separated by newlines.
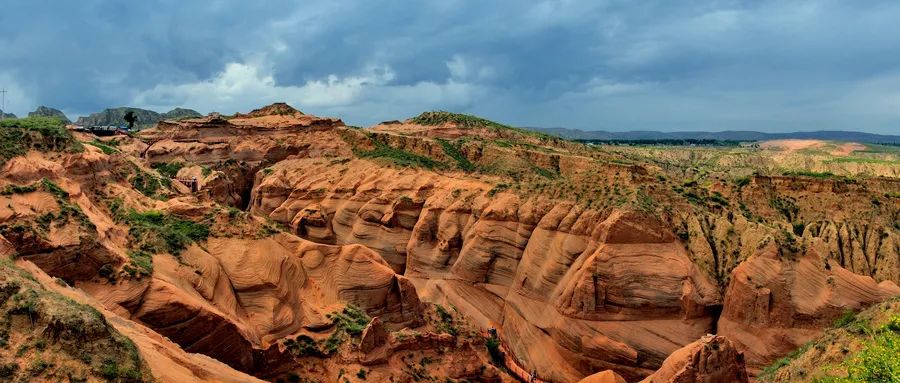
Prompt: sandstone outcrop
<box><xmin>718</xmin><ymin>243</ymin><xmax>900</xmax><ymax>372</ymax></box>
<box><xmin>577</xmin><ymin>370</ymin><xmax>627</xmax><ymax>383</ymax></box>
<box><xmin>2</xmin><ymin>104</ymin><xmax>897</xmax><ymax>382</ymax></box>
<box><xmin>638</xmin><ymin>335</ymin><xmax>749</xmax><ymax>383</ymax></box>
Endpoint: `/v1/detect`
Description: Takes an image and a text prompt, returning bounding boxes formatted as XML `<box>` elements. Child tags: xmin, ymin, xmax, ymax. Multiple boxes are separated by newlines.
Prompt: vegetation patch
<box><xmin>0</xmin><ymin>117</ymin><xmax>83</xmax><ymax>164</ymax></box>
<box><xmin>436</xmin><ymin>138</ymin><xmax>476</xmax><ymax>172</ymax></box>
<box><xmin>434</xmin><ymin>304</ymin><xmax>459</xmax><ymax>336</ymax></box>
<box><xmin>354</xmin><ymin>140</ymin><xmax>441</xmax><ymax>169</ymax></box>
<box><xmin>282</xmin><ymin>305</ymin><xmax>372</xmax><ymax>358</ymax></box>
<box><xmin>411</xmin><ymin>110</ymin><xmax>556</xmax><ymax>140</ymax></box>
<box><xmin>123</xmin><ymin>250</ymin><xmax>154</xmax><ymax>278</ymax></box>
<box><xmin>129</xmin><ymin>166</ymin><xmax>171</xmax><ymax>198</ymax></box>
<box><xmin>151</xmin><ymin>161</ymin><xmax>185</xmax><ymax>178</ymax></box>
<box><xmin>759</xmin><ymin>342</ymin><xmax>813</xmax><ymax>380</ymax></box>
<box><xmin>0</xmin><ymin>183</ymin><xmax>38</xmax><ymax>195</ymax></box>
<box><xmin>122</xmin><ymin>209</ymin><xmax>209</xmax><ymax>255</ymax></box>
<box><xmin>0</xmin><ymin>260</ymin><xmax>150</xmax><ymax>382</ymax></box>
<box><xmin>85</xmin><ymin>140</ymin><xmax>119</xmax><ymax>155</ymax></box>
<box><xmin>782</xmin><ymin>170</ymin><xmax>855</xmax><ymax>183</ymax></box>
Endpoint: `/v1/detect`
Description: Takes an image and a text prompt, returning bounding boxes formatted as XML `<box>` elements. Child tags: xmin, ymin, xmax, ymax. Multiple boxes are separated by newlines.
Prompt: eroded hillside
<box><xmin>0</xmin><ymin>106</ymin><xmax>897</xmax><ymax>382</ymax></box>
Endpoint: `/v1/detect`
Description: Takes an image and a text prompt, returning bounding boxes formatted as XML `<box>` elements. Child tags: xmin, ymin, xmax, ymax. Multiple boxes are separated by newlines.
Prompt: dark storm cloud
<box><xmin>1</xmin><ymin>0</ymin><xmax>899</xmax><ymax>133</ymax></box>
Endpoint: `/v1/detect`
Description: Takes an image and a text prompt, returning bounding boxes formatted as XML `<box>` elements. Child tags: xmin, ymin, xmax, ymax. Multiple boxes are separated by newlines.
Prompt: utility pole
<box><xmin>0</xmin><ymin>89</ymin><xmax>6</xmax><ymax>121</ymax></box>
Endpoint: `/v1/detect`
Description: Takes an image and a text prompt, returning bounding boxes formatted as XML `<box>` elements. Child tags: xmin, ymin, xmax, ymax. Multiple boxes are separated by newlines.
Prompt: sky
<box><xmin>1</xmin><ymin>1</ymin><xmax>900</xmax><ymax>133</ymax></box>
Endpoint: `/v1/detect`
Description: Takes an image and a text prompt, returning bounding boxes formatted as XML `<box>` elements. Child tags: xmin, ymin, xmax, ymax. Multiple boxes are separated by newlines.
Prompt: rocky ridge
<box><xmin>0</xmin><ymin>104</ymin><xmax>896</xmax><ymax>382</ymax></box>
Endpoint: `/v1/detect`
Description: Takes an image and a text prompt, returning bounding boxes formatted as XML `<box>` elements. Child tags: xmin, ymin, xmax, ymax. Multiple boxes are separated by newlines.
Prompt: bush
<box><xmin>485</xmin><ymin>336</ymin><xmax>502</xmax><ymax>364</ymax></box>
<box><xmin>283</xmin><ymin>335</ymin><xmax>322</xmax><ymax>357</ymax></box>
<box><xmin>434</xmin><ymin>304</ymin><xmax>458</xmax><ymax>336</ymax></box>
<box><xmin>0</xmin><ymin>183</ymin><xmax>37</xmax><ymax>195</ymax></box>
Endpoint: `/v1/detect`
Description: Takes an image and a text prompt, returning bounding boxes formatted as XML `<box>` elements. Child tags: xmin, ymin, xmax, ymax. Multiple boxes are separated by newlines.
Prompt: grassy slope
<box><xmin>759</xmin><ymin>298</ymin><xmax>899</xmax><ymax>382</ymax></box>
<box><xmin>0</xmin><ymin>259</ymin><xmax>152</xmax><ymax>382</ymax></box>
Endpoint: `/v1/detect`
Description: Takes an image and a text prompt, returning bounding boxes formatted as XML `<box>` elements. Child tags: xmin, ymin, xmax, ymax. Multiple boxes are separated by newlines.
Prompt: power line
<box><xmin>0</xmin><ymin>89</ymin><xmax>6</xmax><ymax>121</ymax></box>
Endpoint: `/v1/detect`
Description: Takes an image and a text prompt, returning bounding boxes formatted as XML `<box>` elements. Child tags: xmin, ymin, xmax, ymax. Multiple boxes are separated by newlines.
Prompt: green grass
<box><xmin>434</xmin><ymin>304</ymin><xmax>458</xmax><ymax>336</ymax></box>
<box><xmin>412</xmin><ymin>111</ymin><xmax>513</xmax><ymax>130</ymax></box>
<box><xmin>0</xmin><ymin>179</ymin><xmax>93</xmax><ymax>234</ymax></box>
<box><xmin>123</xmin><ymin>209</ymin><xmax>209</xmax><ymax>255</ymax></box>
<box><xmin>436</xmin><ymin>138</ymin><xmax>475</xmax><ymax>172</ymax></box>
<box><xmin>0</xmin><ymin>183</ymin><xmax>38</xmax><ymax>195</ymax></box>
<box><xmin>782</xmin><ymin>170</ymin><xmax>855</xmax><ymax>182</ymax></box>
<box><xmin>834</xmin><ymin>310</ymin><xmax>858</xmax><ymax>328</ymax></box>
<box><xmin>810</xmin><ymin>315</ymin><xmax>900</xmax><ymax>383</ymax></box>
<box><xmin>284</xmin><ymin>305</ymin><xmax>371</xmax><ymax>358</ymax></box>
<box><xmin>129</xmin><ymin>167</ymin><xmax>171</xmax><ymax>198</ymax></box>
<box><xmin>85</xmin><ymin>140</ymin><xmax>119</xmax><ymax>155</ymax></box>
<box><xmin>355</xmin><ymin>140</ymin><xmax>441</xmax><ymax>169</ymax></box>
<box><xmin>759</xmin><ymin>342</ymin><xmax>813</xmax><ymax>381</ymax></box>
<box><xmin>0</xmin><ymin>117</ymin><xmax>83</xmax><ymax>164</ymax></box>
<box><xmin>824</xmin><ymin>157</ymin><xmax>898</xmax><ymax>165</ymax></box>
<box><xmin>123</xmin><ymin>250</ymin><xmax>154</xmax><ymax>277</ymax></box>
<box><xmin>151</xmin><ymin>162</ymin><xmax>184</xmax><ymax>178</ymax></box>
<box><xmin>410</xmin><ymin>111</ymin><xmax>556</xmax><ymax>140</ymax></box>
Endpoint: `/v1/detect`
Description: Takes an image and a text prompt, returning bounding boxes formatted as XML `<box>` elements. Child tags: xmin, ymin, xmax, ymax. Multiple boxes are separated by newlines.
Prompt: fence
<box><xmin>173</xmin><ymin>177</ymin><xmax>200</xmax><ymax>192</ymax></box>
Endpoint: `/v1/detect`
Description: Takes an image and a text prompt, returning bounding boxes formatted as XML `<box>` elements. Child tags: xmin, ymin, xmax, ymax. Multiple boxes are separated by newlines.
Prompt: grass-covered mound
<box><xmin>0</xmin><ymin>117</ymin><xmax>82</xmax><ymax>164</ymax></box>
<box><xmin>411</xmin><ymin>111</ymin><xmax>513</xmax><ymax>130</ymax></box>
<box><xmin>0</xmin><ymin>259</ymin><xmax>152</xmax><ymax>382</ymax></box>
<box><xmin>410</xmin><ymin>110</ymin><xmax>556</xmax><ymax>140</ymax></box>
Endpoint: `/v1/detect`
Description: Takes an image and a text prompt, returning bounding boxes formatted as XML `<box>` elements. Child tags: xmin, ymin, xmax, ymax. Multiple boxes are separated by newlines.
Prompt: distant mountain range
<box><xmin>532</xmin><ymin>127</ymin><xmax>900</xmax><ymax>144</ymax></box>
<box><xmin>75</xmin><ymin>107</ymin><xmax>201</xmax><ymax>128</ymax></box>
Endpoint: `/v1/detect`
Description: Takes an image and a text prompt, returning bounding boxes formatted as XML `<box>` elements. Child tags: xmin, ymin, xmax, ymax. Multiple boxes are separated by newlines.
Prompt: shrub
<box><xmin>0</xmin><ymin>183</ymin><xmax>37</xmax><ymax>195</ymax></box>
<box><xmin>485</xmin><ymin>336</ymin><xmax>502</xmax><ymax>365</ymax></box>
<box><xmin>284</xmin><ymin>335</ymin><xmax>322</xmax><ymax>357</ymax></box>
<box><xmin>487</xmin><ymin>183</ymin><xmax>509</xmax><ymax>197</ymax></box>
<box><xmin>434</xmin><ymin>304</ymin><xmax>458</xmax><ymax>336</ymax></box>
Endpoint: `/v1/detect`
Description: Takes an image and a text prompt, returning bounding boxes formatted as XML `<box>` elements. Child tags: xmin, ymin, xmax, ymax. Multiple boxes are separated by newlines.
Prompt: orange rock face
<box><xmin>2</xmin><ymin>104</ymin><xmax>897</xmax><ymax>382</ymax></box>
<box><xmin>577</xmin><ymin>370</ymin><xmax>627</xmax><ymax>383</ymax></box>
<box><xmin>639</xmin><ymin>335</ymin><xmax>749</xmax><ymax>383</ymax></box>
<box><xmin>718</xmin><ymin>243</ymin><xmax>900</xmax><ymax>372</ymax></box>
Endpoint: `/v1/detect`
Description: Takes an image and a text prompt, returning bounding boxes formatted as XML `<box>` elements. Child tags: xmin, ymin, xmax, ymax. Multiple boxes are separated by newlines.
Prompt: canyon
<box><xmin>0</xmin><ymin>104</ymin><xmax>897</xmax><ymax>382</ymax></box>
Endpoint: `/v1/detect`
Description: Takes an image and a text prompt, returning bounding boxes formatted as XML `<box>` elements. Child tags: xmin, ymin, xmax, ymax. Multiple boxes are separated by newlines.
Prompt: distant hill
<box><xmin>532</xmin><ymin>127</ymin><xmax>900</xmax><ymax>144</ymax></box>
<box><xmin>0</xmin><ymin>110</ymin><xmax>16</xmax><ymax>119</ymax></box>
<box><xmin>161</xmin><ymin>107</ymin><xmax>203</xmax><ymax>120</ymax></box>
<box><xmin>76</xmin><ymin>107</ymin><xmax>201</xmax><ymax>128</ymax></box>
<box><xmin>28</xmin><ymin>106</ymin><xmax>71</xmax><ymax>123</ymax></box>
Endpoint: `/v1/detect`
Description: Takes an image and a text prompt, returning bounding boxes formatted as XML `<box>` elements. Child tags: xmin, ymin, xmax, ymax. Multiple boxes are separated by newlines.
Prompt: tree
<box><xmin>123</xmin><ymin>111</ymin><xmax>137</xmax><ymax>129</ymax></box>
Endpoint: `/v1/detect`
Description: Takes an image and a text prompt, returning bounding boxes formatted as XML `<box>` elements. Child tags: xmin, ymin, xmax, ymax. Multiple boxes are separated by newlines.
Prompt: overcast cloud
<box><xmin>1</xmin><ymin>0</ymin><xmax>899</xmax><ymax>133</ymax></box>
